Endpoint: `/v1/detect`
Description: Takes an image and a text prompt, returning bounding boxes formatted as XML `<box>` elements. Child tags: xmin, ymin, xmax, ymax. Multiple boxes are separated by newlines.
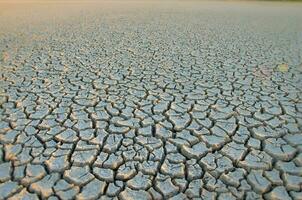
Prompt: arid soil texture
<box><xmin>0</xmin><ymin>1</ymin><xmax>302</xmax><ymax>199</ymax></box>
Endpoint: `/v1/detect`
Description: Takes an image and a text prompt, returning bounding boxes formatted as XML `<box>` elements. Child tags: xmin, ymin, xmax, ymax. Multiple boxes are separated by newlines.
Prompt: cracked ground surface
<box><xmin>0</xmin><ymin>1</ymin><xmax>302</xmax><ymax>199</ymax></box>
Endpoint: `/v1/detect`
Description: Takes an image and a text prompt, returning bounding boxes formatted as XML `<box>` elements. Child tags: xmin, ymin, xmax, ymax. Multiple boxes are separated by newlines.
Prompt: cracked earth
<box><xmin>0</xmin><ymin>1</ymin><xmax>302</xmax><ymax>200</ymax></box>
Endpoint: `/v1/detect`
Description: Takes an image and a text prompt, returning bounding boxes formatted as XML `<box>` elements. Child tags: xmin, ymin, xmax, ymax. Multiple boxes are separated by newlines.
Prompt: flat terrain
<box><xmin>0</xmin><ymin>1</ymin><xmax>302</xmax><ymax>199</ymax></box>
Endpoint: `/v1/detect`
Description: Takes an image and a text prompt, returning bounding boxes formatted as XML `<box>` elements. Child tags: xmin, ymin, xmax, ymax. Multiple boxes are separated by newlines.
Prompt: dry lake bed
<box><xmin>0</xmin><ymin>1</ymin><xmax>302</xmax><ymax>199</ymax></box>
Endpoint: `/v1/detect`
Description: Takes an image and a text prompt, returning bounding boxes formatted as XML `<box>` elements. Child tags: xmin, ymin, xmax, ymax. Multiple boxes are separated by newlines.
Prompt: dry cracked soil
<box><xmin>0</xmin><ymin>0</ymin><xmax>302</xmax><ymax>200</ymax></box>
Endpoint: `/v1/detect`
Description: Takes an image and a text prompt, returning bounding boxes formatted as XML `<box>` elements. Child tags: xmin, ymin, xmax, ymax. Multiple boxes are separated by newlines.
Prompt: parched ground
<box><xmin>0</xmin><ymin>1</ymin><xmax>302</xmax><ymax>199</ymax></box>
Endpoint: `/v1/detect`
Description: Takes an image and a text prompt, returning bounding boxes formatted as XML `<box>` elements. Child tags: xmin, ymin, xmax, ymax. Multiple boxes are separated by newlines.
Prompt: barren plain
<box><xmin>0</xmin><ymin>1</ymin><xmax>302</xmax><ymax>199</ymax></box>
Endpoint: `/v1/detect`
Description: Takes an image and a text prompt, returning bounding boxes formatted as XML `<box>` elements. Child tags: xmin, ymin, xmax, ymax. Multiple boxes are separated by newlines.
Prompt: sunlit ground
<box><xmin>0</xmin><ymin>1</ymin><xmax>301</xmax><ymax>199</ymax></box>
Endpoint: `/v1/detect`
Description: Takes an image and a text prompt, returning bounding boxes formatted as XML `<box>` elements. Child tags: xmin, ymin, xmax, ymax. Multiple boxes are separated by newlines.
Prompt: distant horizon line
<box><xmin>1</xmin><ymin>0</ymin><xmax>302</xmax><ymax>3</ymax></box>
